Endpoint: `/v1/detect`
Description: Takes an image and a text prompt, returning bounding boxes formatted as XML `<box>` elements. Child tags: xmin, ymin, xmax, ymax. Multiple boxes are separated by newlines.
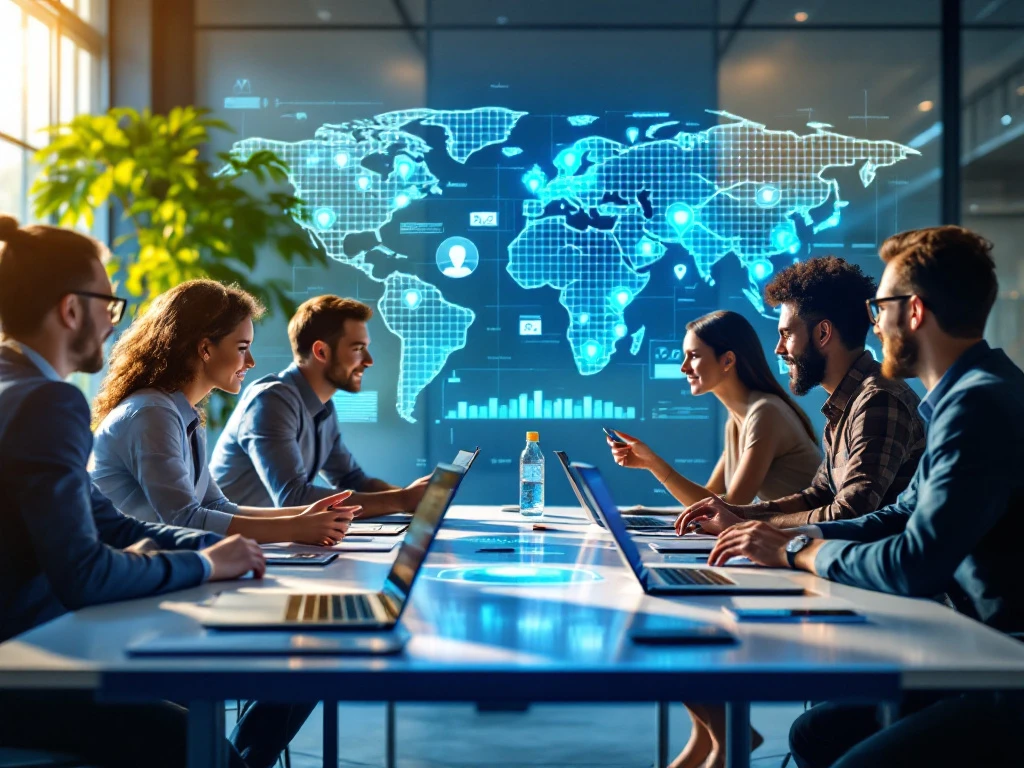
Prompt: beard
<box><xmin>70</xmin><ymin>312</ymin><xmax>106</xmax><ymax>374</ymax></box>
<box><xmin>325</xmin><ymin>360</ymin><xmax>363</xmax><ymax>393</ymax></box>
<box><xmin>784</xmin><ymin>342</ymin><xmax>828</xmax><ymax>396</ymax></box>
<box><xmin>881</xmin><ymin>323</ymin><xmax>918</xmax><ymax>380</ymax></box>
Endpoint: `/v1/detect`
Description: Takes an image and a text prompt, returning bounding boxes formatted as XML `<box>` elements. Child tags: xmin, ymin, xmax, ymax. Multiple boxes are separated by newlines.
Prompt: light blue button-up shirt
<box><xmin>211</xmin><ymin>365</ymin><xmax>371</xmax><ymax>507</ymax></box>
<box><xmin>2</xmin><ymin>340</ymin><xmax>62</xmax><ymax>382</ymax></box>
<box><xmin>91</xmin><ymin>389</ymin><xmax>241</xmax><ymax>535</ymax></box>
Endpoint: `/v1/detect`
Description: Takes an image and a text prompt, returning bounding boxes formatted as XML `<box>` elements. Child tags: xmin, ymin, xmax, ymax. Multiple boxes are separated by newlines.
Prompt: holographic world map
<box><xmin>229</xmin><ymin>107</ymin><xmax>918</xmax><ymax>423</ymax></box>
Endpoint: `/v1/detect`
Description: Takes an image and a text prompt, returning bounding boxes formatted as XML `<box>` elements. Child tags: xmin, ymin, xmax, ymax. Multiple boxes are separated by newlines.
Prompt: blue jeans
<box><xmin>789</xmin><ymin>692</ymin><xmax>1024</xmax><ymax>768</ymax></box>
<box><xmin>230</xmin><ymin>700</ymin><xmax>316</xmax><ymax>768</ymax></box>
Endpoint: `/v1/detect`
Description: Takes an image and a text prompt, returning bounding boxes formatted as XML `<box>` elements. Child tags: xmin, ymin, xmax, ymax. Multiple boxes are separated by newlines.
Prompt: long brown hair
<box><xmin>93</xmin><ymin>280</ymin><xmax>265</xmax><ymax>426</ymax></box>
<box><xmin>686</xmin><ymin>310</ymin><xmax>816</xmax><ymax>442</ymax></box>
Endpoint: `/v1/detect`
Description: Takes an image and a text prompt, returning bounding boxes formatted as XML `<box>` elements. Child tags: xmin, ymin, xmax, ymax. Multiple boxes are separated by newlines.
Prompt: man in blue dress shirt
<box><xmin>681</xmin><ymin>226</ymin><xmax>1024</xmax><ymax>766</ymax></box>
<box><xmin>0</xmin><ymin>216</ymin><xmax>290</xmax><ymax>768</ymax></box>
<box><xmin>212</xmin><ymin>295</ymin><xmax>429</xmax><ymax>515</ymax></box>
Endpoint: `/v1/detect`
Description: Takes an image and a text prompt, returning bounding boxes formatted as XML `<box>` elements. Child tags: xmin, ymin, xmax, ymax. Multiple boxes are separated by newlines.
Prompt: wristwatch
<box><xmin>785</xmin><ymin>534</ymin><xmax>811</xmax><ymax>569</ymax></box>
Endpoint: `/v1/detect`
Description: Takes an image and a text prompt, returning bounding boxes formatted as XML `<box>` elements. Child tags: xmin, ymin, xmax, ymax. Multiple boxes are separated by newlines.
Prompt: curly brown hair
<box><xmin>93</xmin><ymin>280</ymin><xmax>265</xmax><ymax>426</ymax></box>
<box><xmin>764</xmin><ymin>256</ymin><xmax>877</xmax><ymax>349</ymax></box>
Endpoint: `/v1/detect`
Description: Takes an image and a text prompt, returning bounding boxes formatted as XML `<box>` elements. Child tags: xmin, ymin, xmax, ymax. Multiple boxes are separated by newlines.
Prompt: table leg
<box><xmin>187</xmin><ymin>700</ymin><xmax>226</xmax><ymax>768</ymax></box>
<box><xmin>385</xmin><ymin>701</ymin><xmax>396</xmax><ymax>768</ymax></box>
<box><xmin>655</xmin><ymin>701</ymin><xmax>670</xmax><ymax>768</ymax></box>
<box><xmin>323</xmin><ymin>700</ymin><xmax>338</xmax><ymax>768</ymax></box>
<box><xmin>725</xmin><ymin>701</ymin><xmax>751</xmax><ymax>768</ymax></box>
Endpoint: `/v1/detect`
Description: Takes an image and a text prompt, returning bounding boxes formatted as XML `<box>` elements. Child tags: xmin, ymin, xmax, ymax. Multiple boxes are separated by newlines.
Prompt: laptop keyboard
<box><xmin>624</xmin><ymin>516</ymin><xmax>671</xmax><ymax>528</ymax></box>
<box><xmin>284</xmin><ymin>593</ymin><xmax>377</xmax><ymax>623</ymax></box>
<box><xmin>656</xmin><ymin>568</ymin><xmax>736</xmax><ymax>586</ymax></box>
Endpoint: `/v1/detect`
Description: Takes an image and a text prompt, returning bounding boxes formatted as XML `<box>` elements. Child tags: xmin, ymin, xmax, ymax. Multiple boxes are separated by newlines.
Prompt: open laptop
<box><xmin>202</xmin><ymin>463</ymin><xmax>466</xmax><ymax>630</ymax></box>
<box><xmin>554</xmin><ymin>450</ymin><xmax>675</xmax><ymax>530</ymax></box>
<box><xmin>349</xmin><ymin>447</ymin><xmax>479</xmax><ymax>536</ymax></box>
<box><xmin>571</xmin><ymin>463</ymin><xmax>803</xmax><ymax>596</ymax></box>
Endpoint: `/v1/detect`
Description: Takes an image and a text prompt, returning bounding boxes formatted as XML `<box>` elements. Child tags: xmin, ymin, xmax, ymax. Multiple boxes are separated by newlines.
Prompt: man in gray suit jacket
<box><xmin>0</xmin><ymin>215</ymin><xmax>268</xmax><ymax>767</ymax></box>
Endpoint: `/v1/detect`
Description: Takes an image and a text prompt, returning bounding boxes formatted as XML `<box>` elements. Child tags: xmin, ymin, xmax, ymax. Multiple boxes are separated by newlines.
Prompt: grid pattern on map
<box><xmin>507</xmin><ymin>216</ymin><xmax>649</xmax><ymax>375</ymax></box>
<box><xmin>376</xmin><ymin>273</ymin><xmax>476</xmax><ymax>423</ymax></box>
<box><xmin>509</xmin><ymin>112</ymin><xmax>918</xmax><ymax>371</ymax></box>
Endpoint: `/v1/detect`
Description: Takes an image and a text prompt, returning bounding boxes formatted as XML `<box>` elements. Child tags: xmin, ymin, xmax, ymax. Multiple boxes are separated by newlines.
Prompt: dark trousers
<box><xmin>0</xmin><ymin>691</ymin><xmax>313</xmax><ymax>768</ymax></box>
<box><xmin>789</xmin><ymin>692</ymin><xmax>1024</xmax><ymax>768</ymax></box>
<box><xmin>231</xmin><ymin>700</ymin><xmax>316</xmax><ymax>768</ymax></box>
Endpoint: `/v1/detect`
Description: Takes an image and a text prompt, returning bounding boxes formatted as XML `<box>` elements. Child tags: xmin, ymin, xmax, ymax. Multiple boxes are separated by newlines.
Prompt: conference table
<box><xmin>3</xmin><ymin>504</ymin><xmax>1024</xmax><ymax>768</ymax></box>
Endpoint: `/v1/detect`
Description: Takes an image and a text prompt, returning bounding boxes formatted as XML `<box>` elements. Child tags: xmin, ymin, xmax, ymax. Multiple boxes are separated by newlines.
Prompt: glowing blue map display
<box><xmin>229</xmin><ymin>108</ymin><xmax>917</xmax><ymax>422</ymax></box>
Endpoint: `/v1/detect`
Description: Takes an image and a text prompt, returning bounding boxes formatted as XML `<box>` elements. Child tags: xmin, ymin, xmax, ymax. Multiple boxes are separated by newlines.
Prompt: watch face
<box><xmin>786</xmin><ymin>535</ymin><xmax>809</xmax><ymax>553</ymax></box>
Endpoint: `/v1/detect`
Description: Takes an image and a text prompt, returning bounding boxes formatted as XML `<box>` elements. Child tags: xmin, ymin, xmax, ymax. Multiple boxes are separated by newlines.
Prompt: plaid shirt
<box><xmin>769</xmin><ymin>351</ymin><xmax>926</xmax><ymax>525</ymax></box>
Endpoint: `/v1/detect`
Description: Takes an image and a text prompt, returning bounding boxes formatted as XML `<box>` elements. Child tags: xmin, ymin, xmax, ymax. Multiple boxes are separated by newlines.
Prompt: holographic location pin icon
<box><xmin>403</xmin><ymin>290</ymin><xmax>421</xmax><ymax>309</ymax></box>
<box><xmin>673</xmin><ymin>264</ymin><xmax>687</xmax><ymax>281</ymax></box>
<box><xmin>626</xmin><ymin>126</ymin><xmax>639</xmax><ymax>144</ymax></box>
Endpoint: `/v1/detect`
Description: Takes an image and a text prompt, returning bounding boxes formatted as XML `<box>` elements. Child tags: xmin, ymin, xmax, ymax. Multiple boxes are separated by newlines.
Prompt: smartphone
<box><xmin>628</xmin><ymin>613</ymin><xmax>736</xmax><ymax>645</ymax></box>
<box><xmin>724</xmin><ymin>607</ymin><xmax>865</xmax><ymax>623</ymax></box>
<box><xmin>603</xmin><ymin>427</ymin><xmax>627</xmax><ymax>444</ymax></box>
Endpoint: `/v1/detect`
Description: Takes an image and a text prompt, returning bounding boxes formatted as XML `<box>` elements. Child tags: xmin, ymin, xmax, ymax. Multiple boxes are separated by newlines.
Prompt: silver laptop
<box><xmin>571</xmin><ymin>463</ymin><xmax>803</xmax><ymax>596</ymax></box>
<box><xmin>554</xmin><ymin>450</ymin><xmax>675</xmax><ymax>530</ymax></box>
<box><xmin>202</xmin><ymin>463</ymin><xmax>466</xmax><ymax>630</ymax></box>
<box><xmin>349</xmin><ymin>447</ymin><xmax>479</xmax><ymax>536</ymax></box>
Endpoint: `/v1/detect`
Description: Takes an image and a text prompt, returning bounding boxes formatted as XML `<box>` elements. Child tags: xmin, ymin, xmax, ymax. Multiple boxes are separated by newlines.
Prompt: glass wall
<box><xmin>0</xmin><ymin>0</ymin><xmax>106</xmax><ymax>228</ymax></box>
<box><xmin>193</xmin><ymin>1</ymin><xmax>1023</xmax><ymax>503</ymax></box>
<box><xmin>962</xmin><ymin>16</ymin><xmax>1024</xmax><ymax>367</ymax></box>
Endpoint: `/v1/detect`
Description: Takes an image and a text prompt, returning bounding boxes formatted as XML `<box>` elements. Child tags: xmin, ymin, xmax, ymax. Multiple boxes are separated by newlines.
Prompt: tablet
<box><xmin>263</xmin><ymin>551</ymin><xmax>339</xmax><ymax>566</ymax></box>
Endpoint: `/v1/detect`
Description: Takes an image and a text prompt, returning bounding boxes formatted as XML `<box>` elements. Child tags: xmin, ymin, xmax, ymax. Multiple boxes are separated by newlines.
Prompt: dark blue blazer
<box><xmin>0</xmin><ymin>345</ymin><xmax>216</xmax><ymax>641</ymax></box>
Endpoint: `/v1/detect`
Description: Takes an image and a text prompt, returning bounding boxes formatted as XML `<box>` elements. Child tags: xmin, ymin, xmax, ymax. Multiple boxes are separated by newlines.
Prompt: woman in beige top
<box><xmin>608</xmin><ymin>309</ymin><xmax>819</xmax><ymax>508</ymax></box>
<box><xmin>607</xmin><ymin>309</ymin><xmax>820</xmax><ymax>768</ymax></box>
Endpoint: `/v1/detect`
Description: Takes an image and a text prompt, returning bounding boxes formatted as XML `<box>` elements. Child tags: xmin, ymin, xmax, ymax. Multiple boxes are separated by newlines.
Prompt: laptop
<box><xmin>201</xmin><ymin>463</ymin><xmax>466</xmax><ymax>630</ymax></box>
<box><xmin>349</xmin><ymin>447</ymin><xmax>479</xmax><ymax>536</ymax></box>
<box><xmin>554</xmin><ymin>450</ymin><xmax>674</xmax><ymax>530</ymax></box>
<box><xmin>571</xmin><ymin>463</ymin><xmax>803</xmax><ymax>596</ymax></box>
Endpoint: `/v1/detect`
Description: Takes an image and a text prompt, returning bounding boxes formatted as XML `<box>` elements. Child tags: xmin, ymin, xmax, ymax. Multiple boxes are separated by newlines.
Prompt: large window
<box><xmin>0</xmin><ymin>0</ymin><xmax>106</xmax><ymax>227</ymax></box>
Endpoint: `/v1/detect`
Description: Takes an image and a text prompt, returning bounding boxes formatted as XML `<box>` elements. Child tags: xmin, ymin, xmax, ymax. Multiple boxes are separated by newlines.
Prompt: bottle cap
<box><xmin>526</xmin><ymin>431</ymin><xmax>539</xmax><ymax>441</ymax></box>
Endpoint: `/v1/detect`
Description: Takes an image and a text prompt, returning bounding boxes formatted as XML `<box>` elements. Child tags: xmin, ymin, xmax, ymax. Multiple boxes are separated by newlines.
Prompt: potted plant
<box><xmin>31</xmin><ymin>105</ymin><xmax>325</xmax><ymax>317</ymax></box>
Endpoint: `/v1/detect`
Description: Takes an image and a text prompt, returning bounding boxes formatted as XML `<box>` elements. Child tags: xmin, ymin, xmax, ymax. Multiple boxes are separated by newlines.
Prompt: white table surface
<box><xmin>3</xmin><ymin>504</ymin><xmax>1024</xmax><ymax>768</ymax></box>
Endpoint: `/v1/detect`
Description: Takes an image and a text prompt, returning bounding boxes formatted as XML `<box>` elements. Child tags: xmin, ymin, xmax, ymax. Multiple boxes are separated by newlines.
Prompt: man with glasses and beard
<box><xmin>676</xmin><ymin>255</ymin><xmax>926</xmax><ymax>536</ymax></box>
<box><xmin>0</xmin><ymin>216</ymin><xmax>267</xmax><ymax>766</ymax></box>
<box><xmin>687</xmin><ymin>226</ymin><xmax>1024</xmax><ymax>767</ymax></box>
<box><xmin>212</xmin><ymin>295</ymin><xmax>429</xmax><ymax>516</ymax></box>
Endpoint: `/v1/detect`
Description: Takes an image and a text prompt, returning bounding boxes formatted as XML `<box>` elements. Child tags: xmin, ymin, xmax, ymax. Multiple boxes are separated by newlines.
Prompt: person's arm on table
<box><xmin>749</xmin><ymin>390</ymin><xmax>920</xmax><ymax>528</ymax></box>
<box><xmin>709</xmin><ymin>392</ymin><xmax>1007</xmax><ymax>597</ymax></box>
<box><xmin>126</xmin><ymin>406</ymin><xmax>353</xmax><ymax>544</ymax></box>
<box><xmin>10</xmin><ymin>384</ymin><xmax>212</xmax><ymax>607</ymax></box>
<box><xmin>319</xmin><ymin>436</ymin><xmax>432</xmax><ymax>517</ymax></box>
<box><xmin>813</xmin><ymin>391</ymin><xmax>1009</xmax><ymax>596</ymax></box>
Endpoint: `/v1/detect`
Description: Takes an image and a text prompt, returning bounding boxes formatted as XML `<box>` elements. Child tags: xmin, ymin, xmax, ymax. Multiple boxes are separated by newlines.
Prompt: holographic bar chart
<box><xmin>445</xmin><ymin>390</ymin><xmax>636</xmax><ymax>421</ymax></box>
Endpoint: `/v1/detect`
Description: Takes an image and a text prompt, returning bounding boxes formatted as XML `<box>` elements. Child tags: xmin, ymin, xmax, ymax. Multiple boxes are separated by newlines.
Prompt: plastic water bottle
<box><xmin>519</xmin><ymin>431</ymin><xmax>545</xmax><ymax>517</ymax></box>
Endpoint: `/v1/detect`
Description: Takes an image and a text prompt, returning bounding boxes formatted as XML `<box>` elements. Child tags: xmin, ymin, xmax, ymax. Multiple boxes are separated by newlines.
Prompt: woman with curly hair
<box><xmin>91</xmin><ymin>279</ymin><xmax>358</xmax><ymax>546</ymax></box>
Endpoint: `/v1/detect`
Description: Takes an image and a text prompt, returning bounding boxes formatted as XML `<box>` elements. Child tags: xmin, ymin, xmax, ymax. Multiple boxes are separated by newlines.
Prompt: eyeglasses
<box><xmin>73</xmin><ymin>291</ymin><xmax>128</xmax><ymax>325</ymax></box>
<box><xmin>865</xmin><ymin>295</ymin><xmax>915</xmax><ymax>325</ymax></box>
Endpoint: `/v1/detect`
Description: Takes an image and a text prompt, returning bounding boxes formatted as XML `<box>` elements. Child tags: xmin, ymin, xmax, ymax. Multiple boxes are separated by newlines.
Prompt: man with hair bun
<box><xmin>0</xmin><ymin>214</ymin><xmax>263</xmax><ymax>766</ymax></box>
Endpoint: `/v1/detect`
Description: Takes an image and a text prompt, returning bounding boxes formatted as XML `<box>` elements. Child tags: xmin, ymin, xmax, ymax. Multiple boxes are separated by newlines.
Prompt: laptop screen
<box><xmin>381</xmin><ymin>463</ymin><xmax>465</xmax><ymax>616</ymax></box>
<box><xmin>572</xmin><ymin>464</ymin><xmax>648</xmax><ymax>584</ymax></box>
<box><xmin>553</xmin><ymin>451</ymin><xmax>599</xmax><ymax>524</ymax></box>
<box><xmin>452</xmin><ymin>447</ymin><xmax>479</xmax><ymax>469</ymax></box>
